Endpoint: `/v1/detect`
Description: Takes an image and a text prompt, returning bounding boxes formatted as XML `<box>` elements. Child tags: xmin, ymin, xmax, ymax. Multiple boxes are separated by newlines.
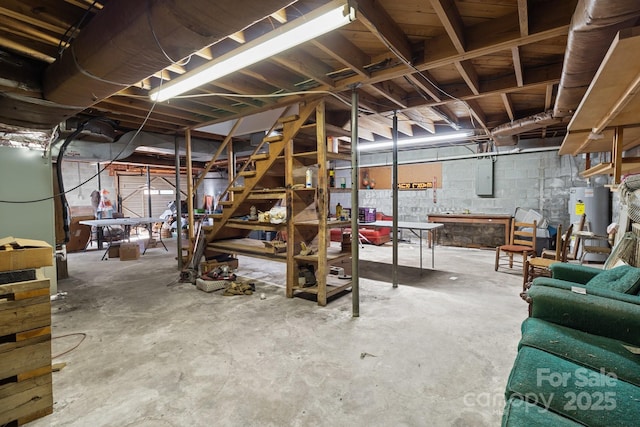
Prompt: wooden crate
<box><xmin>200</xmin><ymin>258</ymin><xmax>239</xmax><ymax>274</ymax></box>
<box><xmin>0</xmin><ymin>278</ymin><xmax>53</xmax><ymax>425</ymax></box>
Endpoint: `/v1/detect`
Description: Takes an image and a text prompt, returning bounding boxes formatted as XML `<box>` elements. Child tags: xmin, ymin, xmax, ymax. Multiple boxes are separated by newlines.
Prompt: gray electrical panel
<box><xmin>476</xmin><ymin>158</ymin><xmax>494</xmax><ymax>196</ymax></box>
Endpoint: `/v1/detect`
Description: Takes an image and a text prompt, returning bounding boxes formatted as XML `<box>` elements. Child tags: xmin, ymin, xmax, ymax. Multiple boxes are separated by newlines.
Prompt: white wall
<box><xmin>0</xmin><ymin>146</ymin><xmax>57</xmax><ymax>292</ymax></box>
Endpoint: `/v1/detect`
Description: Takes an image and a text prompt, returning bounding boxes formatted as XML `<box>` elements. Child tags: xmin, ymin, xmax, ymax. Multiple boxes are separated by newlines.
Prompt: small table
<box><xmin>364</xmin><ymin>221</ymin><xmax>444</xmax><ymax>270</ymax></box>
<box><xmin>79</xmin><ymin>217</ymin><xmax>167</xmax><ymax>260</ymax></box>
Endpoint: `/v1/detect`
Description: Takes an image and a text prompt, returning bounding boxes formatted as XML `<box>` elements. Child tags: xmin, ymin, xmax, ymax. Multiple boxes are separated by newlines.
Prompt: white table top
<box><xmin>79</xmin><ymin>217</ymin><xmax>164</xmax><ymax>227</ymax></box>
<box><xmin>363</xmin><ymin>220</ymin><xmax>444</xmax><ymax>230</ymax></box>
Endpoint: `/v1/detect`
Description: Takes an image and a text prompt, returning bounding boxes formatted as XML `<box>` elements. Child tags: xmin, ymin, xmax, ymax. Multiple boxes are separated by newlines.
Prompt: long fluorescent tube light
<box><xmin>149</xmin><ymin>1</ymin><xmax>356</xmax><ymax>102</ymax></box>
<box><xmin>358</xmin><ymin>131</ymin><xmax>475</xmax><ymax>151</ymax></box>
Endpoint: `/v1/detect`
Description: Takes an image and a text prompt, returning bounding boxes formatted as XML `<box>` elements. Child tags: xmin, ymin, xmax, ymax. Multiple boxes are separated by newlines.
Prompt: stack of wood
<box><xmin>0</xmin><ymin>239</ymin><xmax>54</xmax><ymax>425</ymax></box>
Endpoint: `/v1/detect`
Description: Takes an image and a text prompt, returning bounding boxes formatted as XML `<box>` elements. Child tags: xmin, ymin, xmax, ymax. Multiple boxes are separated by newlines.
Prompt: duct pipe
<box><xmin>42</xmin><ymin>0</ymin><xmax>295</xmax><ymax>116</ymax></box>
<box><xmin>553</xmin><ymin>0</ymin><xmax>640</xmax><ymax>117</ymax></box>
<box><xmin>491</xmin><ymin>111</ymin><xmax>564</xmax><ymax>138</ymax></box>
<box><xmin>50</xmin><ymin>130</ymin><xmax>246</xmax><ymax>163</ymax></box>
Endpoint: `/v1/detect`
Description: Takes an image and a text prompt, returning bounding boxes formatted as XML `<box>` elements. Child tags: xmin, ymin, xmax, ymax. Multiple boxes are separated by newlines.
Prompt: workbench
<box><xmin>427</xmin><ymin>213</ymin><xmax>512</xmax><ymax>247</ymax></box>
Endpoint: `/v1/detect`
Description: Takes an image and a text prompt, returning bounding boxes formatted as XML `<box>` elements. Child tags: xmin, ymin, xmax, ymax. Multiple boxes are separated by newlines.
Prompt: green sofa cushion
<box><xmin>550</xmin><ymin>263</ymin><xmax>602</xmax><ymax>284</ymax></box>
<box><xmin>502</xmin><ymin>397</ymin><xmax>583</xmax><ymax>427</ymax></box>
<box><xmin>506</xmin><ymin>347</ymin><xmax>640</xmax><ymax>427</ymax></box>
<box><xmin>529</xmin><ymin>286</ymin><xmax>640</xmax><ymax>347</ymax></box>
<box><xmin>519</xmin><ymin>318</ymin><xmax>640</xmax><ymax>388</ymax></box>
<box><xmin>586</xmin><ymin>265</ymin><xmax>640</xmax><ymax>294</ymax></box>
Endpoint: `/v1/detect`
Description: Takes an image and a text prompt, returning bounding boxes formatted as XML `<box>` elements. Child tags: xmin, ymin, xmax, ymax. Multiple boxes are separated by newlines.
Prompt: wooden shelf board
<box><xmin>561</xmin><ymin>27</ymin><xmax>640</xmax><ymax>156</ymax></box>
<box><xmin>568</xmin><ymin>27</ymin><xmax>640</xmax><ymax>132</ymax></box>
<box><xmin>294</xmin><ymin>219</ymin><xmax>351</xmax><ymax>228</ymax></box>
<box><xmin>560</xmin><ymin>126</ymin><xmax>640</xmax><ymax>156</ymax></box>
<box><xmin>224</xmin><ymin>219</ymin><xmax>285</xmax><ymax>231</ymax></box>
<box><xmin>294</xmin><ymin>248</ymin><xmax>351</xmax><ymax>263</ymax></box>
<box><xmin>207</xmin><ymin>238</ymin><xmax>287</xmax><ymax>260</ymax></box>
<box><xmin>580</xmin><ymin>162</ymin><xmax>613</xmax><ymax>178</ymax></box>
<box><xmin>291</xmin><ymin>280</ymin><xmax>352</xmax><ymax>297</ymax></box>
<box><xmin>247</xmin><ymin>190</ymin><xmax>286</xmax><ymax>200</ymax></box>
<box><xmin>580</xmin><ymin>159</ymin><xmax>640</xmax><ymax>178</ymax></box>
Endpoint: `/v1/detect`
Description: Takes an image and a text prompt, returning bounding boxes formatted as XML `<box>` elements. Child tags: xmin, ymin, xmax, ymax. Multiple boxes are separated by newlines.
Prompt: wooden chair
<box><xmin>540</xmin><ymin>223</ymin><xmax>574</xmax><ymax>262</ymax></box>
<box><xmin>495</xmin><ymin>219</ymin><xmax>537</xmax><ymax>275</ymax></box>
<box><xmin>568</xmin><ymin>214</ymin><xmax>587</xmax><ymax>261</ymax></box>
<box><xmin>521</xmin><ymin>223</ymin><xmax>573</xmax><ymax>315</ymax></box>
<box><xmin>523</xmin><ymin>224</ymin><xmax>573</xmax><ymax>290</ymax></box>
<box><xmin>572</xmin><ymin>213</ymin><xmax>612</xmax><ymax>264</ymax></box>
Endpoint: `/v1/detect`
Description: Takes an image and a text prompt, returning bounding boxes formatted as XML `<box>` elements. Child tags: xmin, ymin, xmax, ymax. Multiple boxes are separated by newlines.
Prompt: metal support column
<box><xmin>146</xmin><ymin>166</ymin><xmax>152</xmax><ymax>217</ymax></box>
<box><xmin>392</xmin><ymin>112</ymin><xmax>398</xmax><ymax>288</ymax></box>
<box><xmin>351</xmin><ymin>87</ymin><xmax>360</xmax><ymax>318</ymax></box>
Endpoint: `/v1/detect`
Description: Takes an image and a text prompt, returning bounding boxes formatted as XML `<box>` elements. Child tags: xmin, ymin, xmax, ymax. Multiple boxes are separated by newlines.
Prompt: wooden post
<box><xmin>613</xmin><ymin>126</ymin><xmax>623</xmax><ymax>184</ymax></box>
<box><xmin>316</xmin><ymin>100</ymin><xmax>328</xmax><ymax>306</ymax></box>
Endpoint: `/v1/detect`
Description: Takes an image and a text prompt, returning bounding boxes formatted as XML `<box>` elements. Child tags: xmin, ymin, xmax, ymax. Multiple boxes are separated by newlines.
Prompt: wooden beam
<box><xmin>369</xmin><ymin>81</ymin><xmax>408</xmax><ymax>109</ymax></box>
<box><xmin>334</xmin><ymin>8</ymin><xmax>569</xmax><ymax>92</ymax></box>
<box><xmin>229</xmin><ymin>31</ymin><xmax>245</xmax><ymax>44</ymax></box>
<box><xmin>613</xmin><ymin>127</ymin><xmax>623</xmax><ymax>184</ymax></box>
<box><xmin>270</xmin><ymin>8</ymin><xmax>287</xmax><ymax>24</ymax></box>
<box><xmin>517</xmin><ymin>0</ymin><xmax>529</xmax><ymax>37</ymax></box>
<box><xmin>239</xmin><ymin>63</ymin><xmax>301</xmax><ymax>92</ymax></box>
<box><xmin>429</xmin><ymin>0</ymin><xmax>466</xmax><ymax>53</ymax></box>
<box><xmin>272</xmin><ymin>49</ymin><xmax>335</xmax><ymax>87</ymax></box>
<box><xmin>455</xmin><ymin>60</ymin><xmax>480</xmax><ymax>95</ymax></box>
<box><xmin>107</xmin><ymin>95</ymin><xmax>217</xmax><ymax>122</ymax></box>
<box><xmin>194</xmin><ymin>46</ymin><xmax>213</xmax><ymax>60</ymax></box>
<box><xmin>358</xmin><ymin>115</ymin><xmax>393</xmax><ymax>139</ymax></box>
<box><xmin>432</xmin><ymin>104</ymin><xmax>460</xmax><ymax>130</ymax></box>
<box><xmin>312</xmin><ymin>32</ymin><xmax>371</xmax><ymax>77</ymax></box>
<box><xmin>465</xmin><ymin>100</ymin><xmax>489</xmax><ymax>133</ymax></box>
<box><xmin>96</xmin><ymin>100</ymin><xmax>199</xmax><ymax>127</ymax></box>
<box><xmin>368</xmin><ymin>113</ymin><xmax>413</xmax><ymax>136</ymax></box>
<box><xmin>545</xmin><ymin>84</ymin><xmax>554</xmax><ymax>110</ymax></box>
<box><xmin>511</xmin><ymin>47</ymin><xmax>524</xmax><ymax>87</ymax></box>
<box><xmin>0</xmin><ymin>6</ymin><xmax>67</xmax><ymax>35</ymax></box>
<box><xmin>402</xmin><ymin>110</ymin><xmax>436</xmax><ymax>133</ymax></box>
<box><xmin>501</xmin><ymin>93</ymin><xmax>515</xmax><ymax>121</ymax></box>
<box><xmin>405</xmin><ymin>72</ymin><xmax>442</xmax><ymax>102</ymax></box>
<box><xmin>0</xmin><ymin>35</ymin><xmax>55</xmax><ymax>63</ymax></box>
<box><xmin>355</xmin><ymin>0</ymin><xmax>413</xmax><ymax>64</ymax></box>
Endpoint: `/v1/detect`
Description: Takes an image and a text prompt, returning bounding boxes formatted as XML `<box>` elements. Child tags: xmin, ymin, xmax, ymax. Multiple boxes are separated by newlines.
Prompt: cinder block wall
<box><xmin>330</xmin><ymin>145</ymin><xmax>589</xmax><ymax>231</ymax></box>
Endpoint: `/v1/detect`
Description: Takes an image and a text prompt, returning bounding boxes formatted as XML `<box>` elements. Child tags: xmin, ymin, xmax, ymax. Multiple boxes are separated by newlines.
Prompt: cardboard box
<box><xmin>108</xmin><ymin>243</ymin><xmax>120</xmax><ymax>258</ymax></box>
<box><xmin>119</xmin><ymin>242</ymin><xmax>140</xmax><ymax>261</ymax></box>
<box><xmin>0</xmin><ymin>237</ymin><xmax>53</xmax><ymax>272</ymax></box>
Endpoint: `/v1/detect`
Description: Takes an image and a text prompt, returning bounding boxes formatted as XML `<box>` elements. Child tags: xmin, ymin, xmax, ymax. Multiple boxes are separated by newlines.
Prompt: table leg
<box><xmin>431</xmin><ymin>229</ymin><xmax>435</xmax><ymax>269</ymax></box>
<box><xmin>419</xmin><ymin>230</ymin><xmax>423</xmax><ymax>271</ymax></box>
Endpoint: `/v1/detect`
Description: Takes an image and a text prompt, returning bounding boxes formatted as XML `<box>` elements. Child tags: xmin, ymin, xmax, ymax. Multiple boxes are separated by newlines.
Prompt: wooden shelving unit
<box><xmin>199</xmin><ymin>98</ymin><xmax>352</xmax><ymax>305</ymax></box>
<box><xmin>285</xmin><ymin>100</ymin><xmax>352</xmax><ymax>306</ymax></box>
<box><xmin>559</xmin><ymin>27</ymin><xmax>640</xmax><ymax>184</ymax></box>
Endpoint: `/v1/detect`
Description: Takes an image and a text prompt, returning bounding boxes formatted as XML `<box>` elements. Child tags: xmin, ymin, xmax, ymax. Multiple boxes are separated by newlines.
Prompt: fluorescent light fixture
<box><xmin>358</xmin><ymin>131</ymin><xmax>475</xmax><ymax>151</ymax></box>
<box><xmin>149</xmin><ymin>1</ymin><xmax>356</xmax><ymax>102</ymax></box>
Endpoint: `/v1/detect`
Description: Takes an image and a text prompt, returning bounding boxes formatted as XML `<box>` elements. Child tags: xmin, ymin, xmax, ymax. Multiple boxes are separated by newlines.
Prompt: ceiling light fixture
<box><xmin>358</xmin><ymin>131</ymin><xmax>475</xmax><ymax>151</ymax></box>
<box><xmin>149</xmin><ymin>1</ymin><xmax>356</xmax><ymax>102</ymax></box>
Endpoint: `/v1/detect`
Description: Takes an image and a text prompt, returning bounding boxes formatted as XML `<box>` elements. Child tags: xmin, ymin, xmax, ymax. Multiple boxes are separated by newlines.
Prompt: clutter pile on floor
<box><xmin>195</xmin><ymin>265</ymin><xmax>255</xmax><ymax>296</ymax></box>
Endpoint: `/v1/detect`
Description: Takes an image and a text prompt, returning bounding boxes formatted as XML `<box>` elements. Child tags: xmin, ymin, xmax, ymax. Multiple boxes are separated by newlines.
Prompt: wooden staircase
<box><xmin>201</xmin><ymin>99</ymin><xmax>321</xmax><ymax>245</ymax></box>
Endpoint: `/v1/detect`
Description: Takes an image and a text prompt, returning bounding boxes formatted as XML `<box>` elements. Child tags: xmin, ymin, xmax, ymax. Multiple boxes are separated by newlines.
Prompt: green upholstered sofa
<box><xmin>502</xmin><ymin>264</ymin><xmax>640</xmax><ymax>426</ymax></box>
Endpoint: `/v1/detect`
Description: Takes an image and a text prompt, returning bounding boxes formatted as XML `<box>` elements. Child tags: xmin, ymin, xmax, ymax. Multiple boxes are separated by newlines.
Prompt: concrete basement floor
<box><xmin>32</xmin><ymin>237</ymin><xmax>528</xmax><ymax>427</ymax></box>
